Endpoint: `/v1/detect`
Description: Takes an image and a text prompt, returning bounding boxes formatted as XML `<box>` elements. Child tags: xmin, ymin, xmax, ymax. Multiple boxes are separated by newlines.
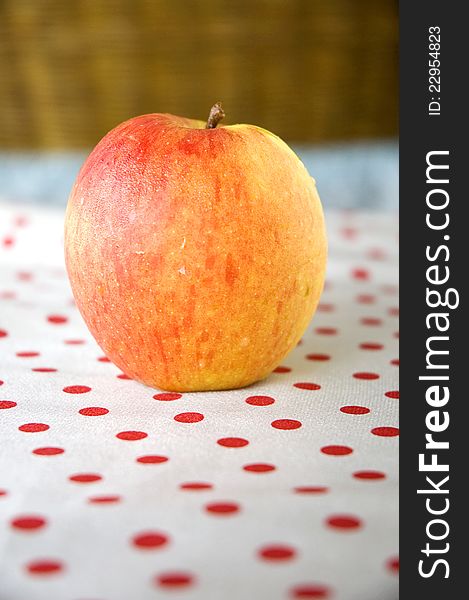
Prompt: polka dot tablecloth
<box><xmin>0</xmin><ymin>203</ymin><xmax>399</xmax><ymax>600</ymax></box>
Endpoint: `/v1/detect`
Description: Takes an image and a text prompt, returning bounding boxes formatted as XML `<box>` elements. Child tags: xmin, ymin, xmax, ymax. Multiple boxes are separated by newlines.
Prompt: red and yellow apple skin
<box><xmin>64</xmin><ymin>112</ymin><xmax>327</xmax><ymax>391</ymax></box>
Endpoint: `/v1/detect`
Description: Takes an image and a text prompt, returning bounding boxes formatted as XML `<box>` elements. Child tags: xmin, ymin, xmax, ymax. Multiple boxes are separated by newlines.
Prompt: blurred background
<box><xmin>0</xmin><ymin>0</ymin><xmax>398</xmax><ymax>210</ymax></box>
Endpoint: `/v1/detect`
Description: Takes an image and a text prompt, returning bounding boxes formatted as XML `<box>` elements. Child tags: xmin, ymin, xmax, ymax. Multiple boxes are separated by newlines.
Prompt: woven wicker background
<box><xmin>0</xmin><ymin>0</ymin><xmax>398</xmax><ymax>149</ymax></box>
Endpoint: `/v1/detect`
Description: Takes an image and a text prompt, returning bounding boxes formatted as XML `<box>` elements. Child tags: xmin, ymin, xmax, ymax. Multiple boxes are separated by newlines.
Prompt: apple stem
<box><xmin>206</xmin><ymin>102</ymin><xmax>225</xmax><ymax>129</ymax></box>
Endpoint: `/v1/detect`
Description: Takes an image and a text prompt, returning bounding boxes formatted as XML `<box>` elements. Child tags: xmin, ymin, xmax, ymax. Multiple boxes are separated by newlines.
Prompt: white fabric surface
<box><xmin>0</xmin><ymin>203</ymin><xmax>399</xmax><ymax>600</ymax></box>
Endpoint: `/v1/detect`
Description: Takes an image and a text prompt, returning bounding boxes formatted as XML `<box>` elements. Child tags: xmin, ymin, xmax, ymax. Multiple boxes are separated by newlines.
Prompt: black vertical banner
<box><xmin>400</xmin><ymin>1</ymin><xmax>465</xmax><ymax>597</ymax></box>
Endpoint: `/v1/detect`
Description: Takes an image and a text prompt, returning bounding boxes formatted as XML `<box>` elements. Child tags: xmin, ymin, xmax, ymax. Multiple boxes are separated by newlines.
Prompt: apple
<box><xmin>64</xmin><ymin>103</ymin><xmax>327</xmax><ymax>391</ymax></box>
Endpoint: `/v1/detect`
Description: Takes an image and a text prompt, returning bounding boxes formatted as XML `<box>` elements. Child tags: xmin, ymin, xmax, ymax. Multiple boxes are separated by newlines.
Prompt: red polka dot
<box><xmin>79</xmin><ymin>407</ymin><xmax>109</xmax><ymax>416</ymax></box>
<box><xmin>2</xmin><ymin>236</ymin><xmax>14</xmax><ymax>248</ymax></box>
<box><xmin>356</xmin><ymin>294</ymin><xmax>376</xmax><ymax>304</ymax></box>
<box><xmin>132</xmin><ymin>531</ymin><xmax>169</xmax><ymax>549</ymax></box>
<box><xmin>217</xmin><ymin>437</ymin><xmax>249</xmax><ymax>448</ymax></box>
<box><xmin>180</xmin><ymin>482</ymin><xmax>213</xmax><ymax>491</ymax></box>
<box><xmin>243</xmin><ymin>463</ymin><xmax>276</xmax><ymax>473</ymax></box>
<box><xmin>19</xmin><ymin>423</ymin><xmax>50</xmax><ymax>433</ymax></box>
<box><xmin>391</xmin><ymin>358</ymin><xmax>400</xmax><ymax>366</ymax></box>
<box><xmin>0</xmin><ymin>401</ymin><xmax>16</xmax><ymax>409</ymax></box>
<box><xmin>315</xmin><ymin>327</ymin><xmax>337</xmax><ymax>335</ymax></box>
<box><xmin>294</xmin><ymin>486</ymin><xmax>328</xmax><ymax>494</ymax></box>
<box><xmin>26</xmin><ymin>559</ymin><xmax>64</xmax><ymax>575</ymax></box>
<box><xmin>340</xmin><ymin>406</ymin><xmax>370</xmax><ymax>415</ymax></box>
<box><xmin>326</xmin><ymin>515</ymin><xmax>362</xmax><ymax>530</ymax></box>
<box><xmin>33</xmin><ymin>447</ymin><xmax>64</xmax><ymax>456</ymax></box>
<box><xmin>388</xmin><ymin>307</ymin><xmax>399</xmax><ymax>317</ymax></box>
<box><xmin>0</xmin><ymin>489</ymin><xmax>7</xmax><ymax>497</ymax></box>
<box><xmin>341</xmin><ymin>226</ymin><xmax>357</xmax><ymax>239</ymax></box>
<box><xmin>16</xmin><ymin>351</ymin><xmax>40</xmax><ymax>358</ymax></box>
<box><xmin>294</xmin><ymin>382</ymin><xmax>321</xmax><ymax>391</ymax></box>
<box><xmin>88</xmin><ymin>495</ymin><xmax>121</xmax><ymax>504</ymax></box>
<box><xmin>116</xmin><ymin>431</ymin><xmax>148</xmax><ymax>441</ymax></box>
<box><xmin>385</xmin><ymin>390</ymin><xmax>399</xmax><ymax>399</ymax></box>
<box><xmin>353</xmin><ymin>372</ymin><xmax>380</xmax><ymax>380</ymax></box>
<box><xmin>359</xmin><ymin>342</ymin><xmax>384</xmax><ymax>350</ymax></box>
<box><xmin>371</xmin><ymin>426</ymin><xmax>399</xmax><ymax>437</ymax></box>
<box><xmin>394</xmin><ymin>331</ymin><xmax>400</xmax><ymax>338</ymax></box>
<box><xmin>47</xmin><ymin>315</ymin><xmax>68</xmax><ymax>325</ymax></box>
<box><xmin>14</xmin><ymin>215</ymin><xmax>28</xmax><ymax>227</ymax></box>
<box><xmin>32</xmin><ymin>367</ymin><xmax>57</xmax><ymax>373</ymax></box>
<box><xmin>63</xmin><ymin>385</ymin><xmax>91</xmax><ymax>394</ymax></box>
<box><xmin>153</xmin><ymin>392</ymin><xmax>182</xmax><ymax>401</ymax></box>
<box><xmin>16</xmin><ymin>271</ymin><xmax>32</xmax><ymax>284</ymax></box>
<box><xmin>0</xmin><ymin>329</ymin><xmax>8</xmax><ymax>338</ymax></box>
<box><xmin>246</xmin><ymin>395</ymin><xmax>275</xmax><ymax>406</ymax></box>
<box><xmin>64</xmin><ymin>339</ymin><xmax>85</xmax><ymax>345</ymax></box>
<box><xmin>387</xmin><ymin>556</ymin><xmax>399</xmax><ymax>573</ymax></box>
<box><xmin>136</xmin><ymin>455</ymin><xmax>168</xmax><ymax>464</ymax></box>
<box><xmin>11</xmin><ymin>516</ymin><xmax>47</xmax><ymax>530</ymax></box>
<box><xmin>0</xmin><ymin>291</ymin><xmax>15</xmax><ymax>300</ymax></box>
<box><xmin>352</xmin><ymin>268</ymin><xmax>369</xmax><ymax>281</ymax></box>
<box><xmin>258</xmin><ymin>544</ymin><xmax>296</xmax><ymax>561</ymax></box>
<box><xmin>155</xmin><ymin>572</ymin><xmax>194</xmax><ymax>589</ymax></box>
<box><xmin>321</xmin><ymin>445</ymin><xmax>353</xmax><ymax>456</ymax></box>
<box><xmin>353</xmin><ymin>470</ymin><xmax>386</xmax><ymax>480</ymax></box>
<box><xmin>174</xmin><ymin>412</ymin><xmax>204</xmax><ymax>423</ymax></box>
<box><xmin>117</xmin><ymin>373</ymin><xmax>131</xmax><ymax>380</ymax></box>
<box><xmin>361</xmin><ymin>317</ymin><xmax>382</xmax><ymax>326</ymax></box>
<box><xmin>0</xmin><ymin>380</ymin><xmax>3</xmax><ymax>385</ymax></box>
<box><xmin>97</xmin><ymin>356</ymin><xmax>111</xmax><ymax>362</ymax></box>
<box><xmin>272</xmin><ymin>419</ymin><xmax>302</xmax><ymax>430</ymax></box>
<box><xmin>317</xmin><ymin>303</ymin><xmax>335</xmax><ymax>312</ymax></box>
<box><xmin>290</xmin><ymin>584</ymin><xmax>332</xmax><ymax>598</ymax></box>
<box><xmin>306</xmin><ymin>353</ymin><xmax>330</xmax><ymax>361</ymax></box>
<box><xmin>69</xmin><ymin>473</ymin><xmax>102</xmax><ymax>483</ymax></box>
<box><xmin>273</xmin><ymin>365</ymin><xmax>292</xmax><ymax>373</ymax></box>
<box><xmin>205</xmin><ymin>502</ymin><xmax>240</xmax><ymax>515</ymax></box>
<box><xmin>368</xmin><ymin>247</ymin><xmax>387</xmax><ymax>260</ymax></box>
<box><xmin>17</xmin><ymin>271</ymin><xmax>33</xmax><ymax>281</ymax></box>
